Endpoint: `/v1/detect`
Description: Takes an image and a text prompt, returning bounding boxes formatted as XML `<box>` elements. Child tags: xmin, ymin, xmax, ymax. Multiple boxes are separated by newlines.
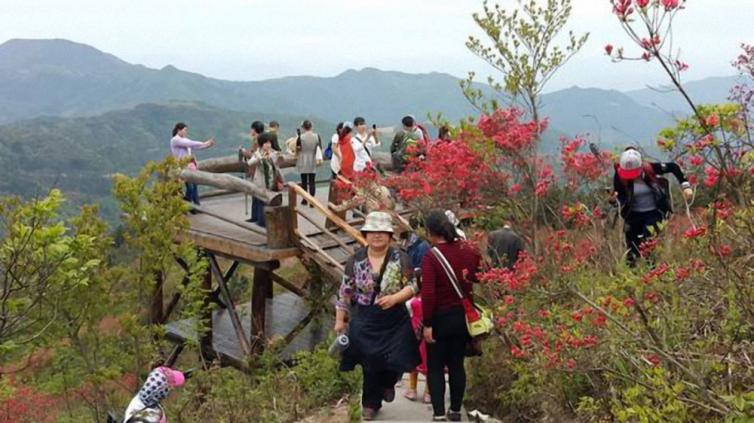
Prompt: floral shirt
<box><xmin>336</xmin><ymin>246</ymin><xmax>417</xmax><ymax>312</ymax></box>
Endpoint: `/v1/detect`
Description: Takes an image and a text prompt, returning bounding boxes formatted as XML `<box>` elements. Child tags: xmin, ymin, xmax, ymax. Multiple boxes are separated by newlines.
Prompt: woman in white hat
<box><xmin>334</xmin><ymin>211</ymin><xmax>420</xmax><ymax>421</ymax></box>
<box><xmin>612</xmin><ymin>147</ymin><xmax>693</xmax><ymax>264</ymax></box>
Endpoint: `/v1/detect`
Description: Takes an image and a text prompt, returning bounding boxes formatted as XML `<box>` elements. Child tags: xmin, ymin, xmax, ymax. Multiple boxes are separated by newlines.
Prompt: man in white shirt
<box><xmin>352</xmin><ymin>116</ymin><xmax>380</xmax><ymax>172</ymax></box>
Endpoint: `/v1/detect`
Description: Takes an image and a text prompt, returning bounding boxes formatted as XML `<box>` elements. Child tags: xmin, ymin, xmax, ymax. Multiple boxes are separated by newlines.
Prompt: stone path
<box><xmin>371</xmin><ymin>374</ymin><xmax>468</xmax><ymax>422</ymax></box>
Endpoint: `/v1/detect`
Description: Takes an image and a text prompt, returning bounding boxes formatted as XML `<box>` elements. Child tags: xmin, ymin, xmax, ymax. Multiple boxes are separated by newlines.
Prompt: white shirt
<box><xmin>352</xmin><ymin>132</ymin><xmax>379</xmax><ymax>172</ymax></box>
<box><xmin>353</xmin><ymin>132</ymin><xmax>380</xmax><ymax>154</ymax></box>
<box><xmin>352</xmin><ymin>137</ymin><xmax>371</xmax><ymax>172</ymax></box>
<box><xmin>330</xmin><ymin>133</ymin><xmax>340</xmax><ymax>174</ymax></box>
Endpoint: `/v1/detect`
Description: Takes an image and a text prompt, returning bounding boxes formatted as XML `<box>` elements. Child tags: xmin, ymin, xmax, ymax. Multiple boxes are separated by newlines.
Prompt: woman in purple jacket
<box><xmin>169</xmin><ymin>122</ymin><xmax>215</xmax><ymax>205</ymax></box>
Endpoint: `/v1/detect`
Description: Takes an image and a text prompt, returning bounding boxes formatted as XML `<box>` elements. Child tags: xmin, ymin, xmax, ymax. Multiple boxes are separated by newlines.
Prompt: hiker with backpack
<box><xmin>390</xmin><ymin>115</ymin><xmax>430</xmax><ymax>172</ymax></box>
<box><xmin>611</xmin><ymin>147</ymin><xmax>694</xmax><ymax>265</ymax></box>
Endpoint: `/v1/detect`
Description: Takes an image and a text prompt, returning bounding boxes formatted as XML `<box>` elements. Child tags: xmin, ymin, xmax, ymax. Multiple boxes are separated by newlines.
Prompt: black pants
<box><xmin>362</xmin><ymin>369</ymin><xmax>399</xmax><ymax>410</ymax></box>
<box><xmin>300</xmin><ymin>173</ymin><xmax>316</xmax><ymax>201</ymax></box>
<box><xmin>427</xmin><ymin>307</ymin><xmax>468</xmax><ymax>416</ymax></box>
<box><xmin>624</xmin><ymin>210</ymin><xmax>664</xmax><ymax>265</ymax></box>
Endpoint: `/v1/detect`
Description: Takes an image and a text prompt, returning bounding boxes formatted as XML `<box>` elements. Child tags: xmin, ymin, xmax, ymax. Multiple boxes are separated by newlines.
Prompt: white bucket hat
<box><xmin>360</xmin><ymin>211</ymin><xmax>394</xmax><ymax>234</ymax></box>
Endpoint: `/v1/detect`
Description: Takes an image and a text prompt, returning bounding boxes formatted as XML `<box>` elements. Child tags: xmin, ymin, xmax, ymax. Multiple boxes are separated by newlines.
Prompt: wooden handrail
<box><xmin>287</xmin><ymin>183</ymin><xmax>367</xmax><ymax>246</ymax></box>
<box><xmin>334</xmin><ymin>174</ymin><xmax>412</xmax><ymax>233</ymax></box>
<box><xmin>181</xmin><ymin>169</ymin><xmax>282</xmax><ymax>206</ymax></box>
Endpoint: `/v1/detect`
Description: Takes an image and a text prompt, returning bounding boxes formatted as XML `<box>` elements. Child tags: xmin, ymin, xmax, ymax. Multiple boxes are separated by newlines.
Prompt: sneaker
<box><xmin>447</xmin><ymin>410</ymin><xmax>462</xmax><ymax>421</ymax></box>
<box><xmin>432</xmin><ymin>416</ymin><xmax>447</xmax><ymax>421</ymax></box>
<box><xmin>403</xmin><ymin>389</ymin><xmax>417</xmax><ymax>401</ymax></box>
<box><xmin>383</xmin><ymin>387</ymin><xmax>395</xmax><ymax>403</ymax></box>
<box><xmin>362</xmin><ymin>407</ymin><xmax>377</xmax><ymax>421</ymax></box>
<box><xmin>245</xmin><ymin>218</ymin><xmax>257</xmax><ymax>223</ymax></box>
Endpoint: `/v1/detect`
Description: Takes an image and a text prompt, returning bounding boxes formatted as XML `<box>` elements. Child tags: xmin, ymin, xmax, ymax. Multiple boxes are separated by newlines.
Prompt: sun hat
<box><xmin>618</xmin><ymin>149</ymin><xmax>643</xmax><ymax>180</ymax></box>
<box><xmin>360</xmin><ymin>211</ymin><xmax>394</xmax><ymax>234</ymax></box>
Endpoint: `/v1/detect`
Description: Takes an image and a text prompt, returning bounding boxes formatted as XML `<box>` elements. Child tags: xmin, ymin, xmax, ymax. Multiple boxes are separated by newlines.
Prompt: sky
<box><xmin>1</xmin><ymin>0</ymin><xmax>751</xmax><ymax>92</ymax></box>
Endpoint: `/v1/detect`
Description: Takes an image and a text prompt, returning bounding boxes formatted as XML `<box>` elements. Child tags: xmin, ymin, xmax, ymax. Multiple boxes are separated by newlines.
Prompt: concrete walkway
<box><xmin>371</xmin><ymin>374</ymin><xmax>468</xmax><ymax>422</ymax></box>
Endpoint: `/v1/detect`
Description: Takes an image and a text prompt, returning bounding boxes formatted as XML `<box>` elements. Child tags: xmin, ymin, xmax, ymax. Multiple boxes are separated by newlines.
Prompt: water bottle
<box><xmin>328</xmin><ymin>334</ymin><xmax>350</xmax><ymax>357</ymax></box>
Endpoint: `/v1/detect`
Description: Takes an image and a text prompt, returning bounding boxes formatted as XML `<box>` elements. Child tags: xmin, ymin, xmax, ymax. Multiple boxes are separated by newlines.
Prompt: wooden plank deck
<box><xmin>180</xmin><ymin>180</ymin><xmax>411</xmax><ymax>264</ymax></box>
<box><xmin>165</xmin><ymin>293</ymin><xmax>332</xmax><ymax>368</ymax></box>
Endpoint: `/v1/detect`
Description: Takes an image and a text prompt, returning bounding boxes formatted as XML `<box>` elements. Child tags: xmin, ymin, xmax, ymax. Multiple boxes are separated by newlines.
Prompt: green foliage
<box><xmin>173</xmin><ymin>344</ymin><xmax>360</xmax><ymax>422</ymax></box>
<box><xmin>463</xmin><ymin>0</ymin><xmax>589</xmax><ymax>118</ymax></box>
<box><xmin>0</xmin><ymin>190</ymin><xmax>108</xmax><ymax>361</ymax></box>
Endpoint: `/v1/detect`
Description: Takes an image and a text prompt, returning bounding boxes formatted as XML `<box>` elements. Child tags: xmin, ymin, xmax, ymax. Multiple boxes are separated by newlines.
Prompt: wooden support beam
<box><xmin>270</xmin><ymin>271</ymin><xmax>306</xmax><ymax>298</ymax></box>
<box><xmin>150</xmin><ymin>271</ymin><xmax>164</xmax><ymax>325</ymax></box>
<box><xmin>163</xmin><ymin>275</ymin><xmax>190</xmax><ymax>323</ymax></box>
<box><xmin>181</xmin><ymin>169</ymin><xmax>282</xmax><ymax>206</ymax></box>
<box><xmin>208</xmin><ymin>254</ymin><xmax>252</xmax><ymax>357</ymax></box>
<box><xmin>265</xmin><ymin>206</ymin><xmax>293</xmax><ymax>248</ymax></box>
<box><xmin>165</xmin><ymin>343</ymin><xmax>185</xmax><ymax>368</ymax></box>
<box><xmin>251</xmin><ymin>266</ymin><xmax>272</xmax><ymax>354</ymax></box>
<box><xmin>200</xmin><ymin>267</ymin><xmax>214</xmax><ymax>360</ymax></box>
<box><xmin>277</xmin><ymin>309</ymin><xmax>318</xmax><ymax>352</ymax></box>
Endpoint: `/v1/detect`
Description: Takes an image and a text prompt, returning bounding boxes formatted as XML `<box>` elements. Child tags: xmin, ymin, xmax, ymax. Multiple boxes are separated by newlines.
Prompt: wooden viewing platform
<box><xmin>160</xmin><ymin>153</ymin><xmax>413</xmax><ymax>368</ymax></box>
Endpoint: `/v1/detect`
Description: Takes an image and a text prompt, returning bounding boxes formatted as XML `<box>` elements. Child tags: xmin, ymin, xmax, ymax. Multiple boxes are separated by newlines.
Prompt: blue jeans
<box><xmin>252</xmin><ymin>197</ymin><xmax>266</xmax><ymax>227</ymax></box>
<box><xmin>184</xmin><ymin>183</ymin><xmax>200</xmax><ymax>205</ymax></box>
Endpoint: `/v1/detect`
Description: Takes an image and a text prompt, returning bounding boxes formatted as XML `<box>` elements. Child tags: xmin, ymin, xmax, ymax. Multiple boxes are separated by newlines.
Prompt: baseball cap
<box><xmin>618</xmin><ymin>149</ymin><xmax>643</xmax><ymax>180</ymax></box>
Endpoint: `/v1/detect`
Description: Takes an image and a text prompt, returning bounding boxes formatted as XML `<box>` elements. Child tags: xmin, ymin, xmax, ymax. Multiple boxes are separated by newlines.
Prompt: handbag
<box><xmin>430</xmin><ymin>247</ymin><xmax>493</xmax><ymax>338</ymax></box>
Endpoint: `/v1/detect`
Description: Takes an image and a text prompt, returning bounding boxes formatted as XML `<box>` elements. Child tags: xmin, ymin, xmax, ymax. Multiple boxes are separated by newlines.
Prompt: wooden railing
<box><xmin>287</xmin><ymin>182</ymin><xmax>365</xmax><ymax>273</ymax></box>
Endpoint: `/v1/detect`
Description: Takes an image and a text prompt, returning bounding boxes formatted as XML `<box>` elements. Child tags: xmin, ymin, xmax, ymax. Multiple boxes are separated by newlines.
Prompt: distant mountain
<box><xmin>540</xmin><ymin>87</ymin><xmax>674</xmax><ymax>148</ymax></box>
<box><xmin>0</xmin><ymin>101</ymin><xmax>333</xmax><ymax>220</ymax></box>
<box><xmin>624</xmin><ymin>75</ymin><xmax>739</xmax><ymax>116</ymax></box>
<box><xmin>0</xmin><ymin>38</ymin><xmax>741</xmax><ymax>169</ymax></box>
<box><xmin>0</xmin><ymin>39</ymin><xmax>479</xmax><ymax>126</ymax></box>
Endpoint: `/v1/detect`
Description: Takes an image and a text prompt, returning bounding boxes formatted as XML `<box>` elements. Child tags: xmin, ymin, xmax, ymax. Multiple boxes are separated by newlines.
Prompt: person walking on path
<box><xmin>421</xmin><ymin>210</ymin><xmax>481</xmax><ymax>421</ymax></box>
<box><xmin>611</xmin><ymin>147</ymin><xmax>693</xmax><ymax>265</ymax></box>
<box><xmin>334</xmin><ymin>212</ymin><xmax>420</xmax><ymax>421</ymax></box>
<box><xmin>169</xmin><ymin>122</ymin><xmax>215</xmax><ymax>205</ymax></box>
<box><xmin>246</xmin><ymin>132</ymin><xmax>282</xmax><ymax>228</ymax></box>
<box><xmin>295</xmin><ymin>120</ymin><xmax>322</xmax><ymax>206</ymax></box>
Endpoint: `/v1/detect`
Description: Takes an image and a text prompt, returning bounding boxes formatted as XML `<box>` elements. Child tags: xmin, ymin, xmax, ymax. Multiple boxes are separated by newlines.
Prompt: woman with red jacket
<box><xmin>338</xmin><ymin>121</ymin><xmax>355</xmax><ymax>180</ymax></box>
<box><xmin>421</xmin><ymin>210</ymin><xmax>481</xmax><ymax>422</ymax></box>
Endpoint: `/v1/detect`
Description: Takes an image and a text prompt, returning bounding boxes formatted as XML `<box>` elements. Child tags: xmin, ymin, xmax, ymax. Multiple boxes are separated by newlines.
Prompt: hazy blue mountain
<box><xmin>0</xmin><ymin>101</ymin><xmax>333</xmax><ymax>220</ymax></box>
<box><xmin>0</xmin><ymin>39</ymin><xmax>478</xmax><ymax>126</ymax></box>
<box><xmin>624</xmin><ymin>75</ymin><xmax>740</xmax><ymax>115</ymax></box>
<box><xmin>540</xmin><ymin>87</ymin><xmax>674</xmax><ymax>149</ymax></box>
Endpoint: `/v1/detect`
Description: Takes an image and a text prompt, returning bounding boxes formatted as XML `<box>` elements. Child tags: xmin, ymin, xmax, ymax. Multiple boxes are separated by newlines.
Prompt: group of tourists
<box><xmin>170</xmin><ymin>117</ymin><xmax>695</xmax><ymax>421</ymax></box>
<box><xmin>334</xmin><ymin>209</ymin><xmax>485</xmax><ymax>421</ymax></box>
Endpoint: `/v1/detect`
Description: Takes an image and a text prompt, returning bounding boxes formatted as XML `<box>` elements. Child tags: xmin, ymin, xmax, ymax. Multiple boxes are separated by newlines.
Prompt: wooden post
<box><xmin>150</xmin><ymin>271</ymin><xmax>164</xmax><ymax>325</ymax></box>
<box><xmin>200</xmin><ymin>266</ymin><xmax>214</xmax><ymax>360</ymax></box>
<box><xmin>251</xmin><ymin>260</ymin><xmax>279</xmax><ymax>353</ymax></box>
<box><xmin>265</xmin><ymin>206</ymin><xmax>293</xmax><ymax>249</ymax></box>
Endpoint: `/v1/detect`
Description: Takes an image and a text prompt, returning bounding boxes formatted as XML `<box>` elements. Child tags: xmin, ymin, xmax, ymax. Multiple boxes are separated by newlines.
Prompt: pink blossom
<box><xmin>661</xmin><ymin>0</ymin><xmax>680</xmax><ymax>10</ymax></box>
<box><xmin>605</xmin><ymin>44</ymin><xmax>614</xmax><ymax>55</ymax></box>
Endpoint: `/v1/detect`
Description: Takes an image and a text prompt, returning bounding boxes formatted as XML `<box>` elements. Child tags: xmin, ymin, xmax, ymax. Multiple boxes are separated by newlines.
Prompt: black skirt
<box><xmin>340</xmin><ymin>304</ymin><xmax>421</xmax><ymax>373</ymax></box>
